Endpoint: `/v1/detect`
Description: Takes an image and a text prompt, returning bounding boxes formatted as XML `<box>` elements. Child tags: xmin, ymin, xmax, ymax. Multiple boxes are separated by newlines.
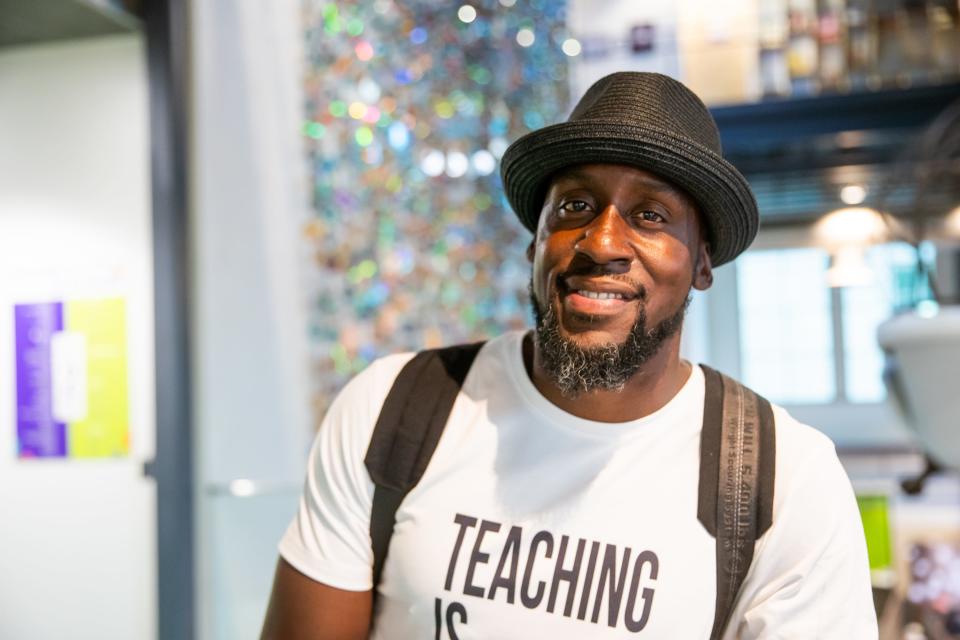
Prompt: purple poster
<box><xmin>15</xmin><ymin>302</ymin><xmax>67</xmax><ymax>457</ymax></box>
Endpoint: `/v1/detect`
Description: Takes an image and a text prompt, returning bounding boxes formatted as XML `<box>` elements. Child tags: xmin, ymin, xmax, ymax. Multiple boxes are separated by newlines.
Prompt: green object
<box><xmin>857</xmin><ymin>494</ymin><xmax>893</xmax><ymax>572</ymax></box>
<box><xmin>354</xmin><ymin>126</ymin><xmax>374</xmax><ymax>147</ymax></box>
<box><xmin>328</xmin><ymin>101</ymin><xmax>347</xmax><ymax>118</ymax></box>
<box><xmin>304</xmin><ymin>121</ymin><xmax>326</xmax><ymax>139</ymax></box>
<box><xmin>346</xmin><ymin>18</ymin><xmax>364</xmax><ymax>37</ymax></box>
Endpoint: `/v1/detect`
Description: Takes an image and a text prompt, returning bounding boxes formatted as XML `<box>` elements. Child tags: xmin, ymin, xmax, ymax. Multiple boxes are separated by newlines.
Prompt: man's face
<box><xmin>528</xmin><ymin>163</ymin><xmax>713</xmax><ymax>394</ymax></box>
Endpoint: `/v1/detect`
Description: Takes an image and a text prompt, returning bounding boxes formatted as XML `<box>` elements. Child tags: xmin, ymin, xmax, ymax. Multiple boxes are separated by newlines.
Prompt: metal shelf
<box><xmin>709</xmin><ymin>83</ymin><xmax>960</xmax><ymax>223</ymax></box>
<box><xmin>712</xmin><ymin>82</ymin><xmax>960</xmax><ymax>164</ymax></box>
<box><xmin>0</xmin><ymin>0</ymin><xmax>141</xmax><ymax>48</ymax></box>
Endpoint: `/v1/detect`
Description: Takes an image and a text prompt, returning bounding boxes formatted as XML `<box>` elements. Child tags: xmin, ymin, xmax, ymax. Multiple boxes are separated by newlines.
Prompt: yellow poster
<box><xmin>65</xmin><ymin>298</ymin><xmax>129</xmax><ymax>457</ymax></box>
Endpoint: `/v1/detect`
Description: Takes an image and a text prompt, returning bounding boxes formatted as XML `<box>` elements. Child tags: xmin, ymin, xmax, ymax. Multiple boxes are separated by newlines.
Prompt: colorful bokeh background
<box><xmin>301</xmin><ymin>0</ymin><xmax>573</xmax><ymax>413</ymax></box>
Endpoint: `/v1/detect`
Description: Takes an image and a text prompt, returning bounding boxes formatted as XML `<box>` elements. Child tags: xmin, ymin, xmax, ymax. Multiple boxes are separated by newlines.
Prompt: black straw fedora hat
<box><xmin>500</xmin><ymin>72</ymin><xmax>759</xmax><ymax>267</ymax></box>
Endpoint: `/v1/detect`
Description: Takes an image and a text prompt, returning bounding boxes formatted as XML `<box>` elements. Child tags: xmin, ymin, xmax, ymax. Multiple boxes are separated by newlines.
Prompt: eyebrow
<box><xmin>553</xmin><ymin>169</ymin><xmax>685</xmax><ymax>198</ymax></box>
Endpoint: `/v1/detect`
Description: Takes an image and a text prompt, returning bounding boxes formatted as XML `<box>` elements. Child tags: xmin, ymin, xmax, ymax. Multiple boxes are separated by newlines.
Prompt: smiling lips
<box><xmin>574</xmin><ymin>290</ymin><xmax>626</xmax><ymax>300</ymax></box>
<box><xmin>565</xmin><ymin>290</ymin><xmax>635</xmax><ymax>315</ymax></box>
<box><xmin>559</xmin><ymin>276</ymin><xmax>642</xmax><ymax>316</ymax></box>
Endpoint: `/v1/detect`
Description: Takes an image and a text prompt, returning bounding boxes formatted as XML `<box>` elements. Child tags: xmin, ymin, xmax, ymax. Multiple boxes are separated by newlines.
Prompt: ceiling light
<box><xmin>814</xmin><ymin>206</ymin><xmax>887</xmax><ymax>249</ymax></box>
<box><xmin>945</xmin><ymin>205</ymin><xmax>960</xmax><ymax>238</ymax></box>
<box><xmin>826</xmin><ymin>246</ymin><xmax>875</xmax><ymax>287</ymax></box>
<box><xmin>840</xmin><ymin>184</ymin><xmax>867</xmax><ymax>205</ymax></box>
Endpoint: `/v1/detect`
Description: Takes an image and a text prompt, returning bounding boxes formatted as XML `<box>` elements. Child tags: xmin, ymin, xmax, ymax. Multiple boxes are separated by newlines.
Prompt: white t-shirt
<box><xmin>280</xmin><ymin>331</ymin><xmax>878</xmax><ymax>639</ymax></box>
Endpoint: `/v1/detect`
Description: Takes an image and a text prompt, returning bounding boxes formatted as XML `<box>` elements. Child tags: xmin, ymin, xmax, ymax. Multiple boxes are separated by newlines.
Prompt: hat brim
<box><xmin>500</xmin><ymin>121</ymin><xmax>759</xmax><ymax>267</ymax></box>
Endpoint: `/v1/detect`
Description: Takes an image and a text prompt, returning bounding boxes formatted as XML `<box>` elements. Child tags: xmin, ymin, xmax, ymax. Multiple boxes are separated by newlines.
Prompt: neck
<box><xmin>523</xmin><ymin>331</ymin><xmax>692</xmax><ymax>423</ymax></box>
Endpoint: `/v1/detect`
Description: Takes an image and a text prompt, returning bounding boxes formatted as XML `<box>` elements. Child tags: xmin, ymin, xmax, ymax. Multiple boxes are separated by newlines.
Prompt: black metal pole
<box><xmin>143</xmin><ymin>0</ymin><xmax>193</xmax><ymax>638</ymax></box>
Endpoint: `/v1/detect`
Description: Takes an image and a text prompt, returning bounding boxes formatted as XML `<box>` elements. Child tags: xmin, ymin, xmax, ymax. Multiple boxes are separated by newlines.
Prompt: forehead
<box><xmin>546</xmin><ymin>163</ymin><xmax>690</xmax><ymax>200</ymax></box>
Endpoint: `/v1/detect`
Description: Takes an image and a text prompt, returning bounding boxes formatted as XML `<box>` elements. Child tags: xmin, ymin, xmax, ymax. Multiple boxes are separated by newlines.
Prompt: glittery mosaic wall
<box><xmin>301</xmin><ymin>0</ymin><xmax>572</xmax><ymax>413</ymax></box>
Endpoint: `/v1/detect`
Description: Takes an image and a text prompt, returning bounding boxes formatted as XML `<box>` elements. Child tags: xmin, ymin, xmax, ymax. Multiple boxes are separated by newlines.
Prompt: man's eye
<box><xmin>559</xmin><ymin>200</ymin><xmax>591</xmax><ymax>214</ymax></box>
<box><xmin>636</xmin><ymin>210</ymin><xmax>666</xmax><ymax>223</ymax></box>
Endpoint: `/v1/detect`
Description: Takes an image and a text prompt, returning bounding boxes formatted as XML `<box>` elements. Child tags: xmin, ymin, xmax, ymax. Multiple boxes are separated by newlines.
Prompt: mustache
<box><xmin>558</xmin><ymin>254</ymin><xmax>646</xmax><ymax>299</ymax></box>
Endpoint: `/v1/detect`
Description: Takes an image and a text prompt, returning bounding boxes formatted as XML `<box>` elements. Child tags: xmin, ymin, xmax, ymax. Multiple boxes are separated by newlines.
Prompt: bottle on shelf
<box><xmin>787</xmin><ymin>0</ymin><xmax>821</xmax><ymax>95</ymax></box>
<box><xmin>818</xmin><ymin>0</ymin><xmax>848</xmax><ymax>92</ymax></box>
<box><xmin>759</xmin><ymin>0</ymin><xmax>792</xmax><ymax>97</ymax></box>
<box><xmin>845</xmin><ymin>0</ymin><xmax>879</xmax><ymax>91</ymax></box>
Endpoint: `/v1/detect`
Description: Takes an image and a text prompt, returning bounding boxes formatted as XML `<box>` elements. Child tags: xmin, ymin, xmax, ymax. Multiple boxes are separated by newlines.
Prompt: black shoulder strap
<box><xmin>364</xmin><ymin>341</ymin><xmax>486</xmax><ymax>589</ymax></box>
<box><xmin>698</xmin><ymin>365</ymin><xmax>776</xmax><ymax>640</ymax></box>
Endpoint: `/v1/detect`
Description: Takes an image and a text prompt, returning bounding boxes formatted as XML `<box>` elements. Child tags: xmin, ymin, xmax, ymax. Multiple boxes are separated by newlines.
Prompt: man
<box><xmin>262</xmin><ymin>72</ymin><xmax>877</xmax><ymax>638</ymax></box>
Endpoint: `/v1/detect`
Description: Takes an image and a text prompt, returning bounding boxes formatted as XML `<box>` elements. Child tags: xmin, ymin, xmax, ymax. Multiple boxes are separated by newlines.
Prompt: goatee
<box><xmin>530</xmin><ymin>283</ymin><xmax>689</xmax><ymax>398</ymax></box>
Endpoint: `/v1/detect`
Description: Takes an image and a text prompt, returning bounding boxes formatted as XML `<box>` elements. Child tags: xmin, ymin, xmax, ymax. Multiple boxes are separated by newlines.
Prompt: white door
<box><xmin>0</xmin><ymin>35</ymin><xmax>157</xmax><ymax>640</ymax></box>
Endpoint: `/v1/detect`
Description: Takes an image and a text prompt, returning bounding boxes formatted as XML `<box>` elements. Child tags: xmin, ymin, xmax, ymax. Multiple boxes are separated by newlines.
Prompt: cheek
<box><xmin>531</xmin><ymin>236</ymin><xmax>567</xmax><ymax>300</ymax></box>
<box><xmin>670</xmin><ymin>239</ymin><xmax>695</xmax><ymax>268</ymax></box>
<box><xmin>646</xmin><ymin>237</ymin><xmax>696</xmax><ymax>286</ymax></box>
<box><xmin>530</xmin><ymin>238</ymin><xmax>551</xmax><ymax>301</ymax></box>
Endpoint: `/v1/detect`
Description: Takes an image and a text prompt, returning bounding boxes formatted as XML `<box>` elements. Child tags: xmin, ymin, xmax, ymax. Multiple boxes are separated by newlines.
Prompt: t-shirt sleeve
<box><xmin>277</xmin><ymin>353</ymin><xmax>413</xmax><ymax>591</ymax></box>
<box><xmin>725</xmin><ymin>411</ymin><xmax>879</xmax><ymax>639</ymax></box>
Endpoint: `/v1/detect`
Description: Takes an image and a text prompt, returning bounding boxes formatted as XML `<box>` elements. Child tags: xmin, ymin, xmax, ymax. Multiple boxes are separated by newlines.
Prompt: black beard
<box><xmin>530</xmin><ymin>281</ymin><xmax>689</xmax><ymax>398</ymax></box>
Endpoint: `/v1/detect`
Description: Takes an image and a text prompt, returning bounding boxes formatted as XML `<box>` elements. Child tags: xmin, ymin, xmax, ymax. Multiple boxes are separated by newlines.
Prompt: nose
<box><xmin>573</xmin><ymin>204</ymin><xmax>633</xmax><ymax>271</ymax></box>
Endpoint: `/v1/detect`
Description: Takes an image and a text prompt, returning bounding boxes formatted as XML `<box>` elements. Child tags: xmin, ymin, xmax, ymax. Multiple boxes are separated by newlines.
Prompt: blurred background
<box><xmin>1</xmin><ymin>0</ymin><xmax>959</xmax><ymax>638</ymax></box>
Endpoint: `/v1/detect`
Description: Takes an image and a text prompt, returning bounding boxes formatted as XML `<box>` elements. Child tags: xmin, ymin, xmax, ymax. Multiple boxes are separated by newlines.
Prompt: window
<box><xmin>736</xmin><ymin>242</ymin><xmax>923</xmax><ymax>406</ymax></box>
<box><xmin>841</xmin><ymin>243</ymin><xmax>920</xmax><ymax>403</ymax></box>
<box><xmin>736</xmin><ymin>247</ymin><xmax>835</xmax><ymax>404</ymax></box>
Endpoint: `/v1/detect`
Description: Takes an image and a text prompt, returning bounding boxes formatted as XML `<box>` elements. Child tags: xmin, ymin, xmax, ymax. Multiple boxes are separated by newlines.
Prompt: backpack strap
<box><xmin>364</xmin><ymin>341</ymin><xmax>486</xmax><ymax>589</ymax></box>
<box><xmin>698</xmin><ymin>365</ymin><xmax>776</xmax><ymax>640</ymax></box>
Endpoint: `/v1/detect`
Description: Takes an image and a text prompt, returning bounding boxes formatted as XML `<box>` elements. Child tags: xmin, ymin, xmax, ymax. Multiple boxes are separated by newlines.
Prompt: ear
<box><xmin>692</xmin><ymin>240</ymin><xmax>713</xmax><ymax>291</ymax></box>
<box><xmin>525</xmin><ymin>239</ymin><xmax>535</xmax><ymax>263</ymax></box>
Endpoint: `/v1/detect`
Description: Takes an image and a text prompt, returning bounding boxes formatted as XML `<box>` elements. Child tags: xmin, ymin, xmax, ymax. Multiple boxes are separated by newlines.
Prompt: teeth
<box><xmin>578</xmin><ymin>290</ymin><xmax>624</xmax><ymax>300</ymax></box>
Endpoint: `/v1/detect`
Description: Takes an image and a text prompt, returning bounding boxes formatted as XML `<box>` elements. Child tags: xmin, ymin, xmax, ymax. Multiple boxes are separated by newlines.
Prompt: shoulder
<box><xmin>770</xmin><ymin>403</ymin><xmax>838</xmax><ymax>458</ymax></box>
<box><xmin>763</xmin><ymin>403</ymin><xmax>858</xmax><ymax>537</ymax></box>
<box><xmin>768</xmin><ymin>403</ymin><xmax>843</xmax><ymax>486</ymax></box>
<box><xmin>319</xmin><ymin>334</ymin><xmax>509</xmax><ymax>439</ymax></box>
<box><xmin>342</xmin><ymin>351</ymin><xmax>417</xmax><ymax>403</ymax></box>
<box><xmin>732</xmin><ymin>402</ymin><xmax>876</xmax><ymax>637</ymax></box>
<box><xmin>314</xmin><ymin>351</ymin><xmax>417</xmax><ymax>458</ymax></box>
<box><xmin>704</xmin><ymin>370</ymin><xmax>843</xmax><ymax>496</ymax></box>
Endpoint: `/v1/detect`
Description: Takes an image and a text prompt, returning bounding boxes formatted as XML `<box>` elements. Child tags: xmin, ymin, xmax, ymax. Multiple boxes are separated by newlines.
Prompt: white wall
<box><xmin>566</xmin><ymin>0</ymin><xmax>683</xmax><ymax>98</ymax></box>
<box><xmin>0</xmin><ymin>36</ymin><xmax>156</xmax><ymax>639</ymax></box>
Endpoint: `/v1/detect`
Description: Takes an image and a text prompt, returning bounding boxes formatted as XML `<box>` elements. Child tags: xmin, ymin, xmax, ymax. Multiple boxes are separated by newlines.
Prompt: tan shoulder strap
<box><xmin>698</xmin><ymin>365</ymin><xmax>776</xmax><ymax>640</ymax></box>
